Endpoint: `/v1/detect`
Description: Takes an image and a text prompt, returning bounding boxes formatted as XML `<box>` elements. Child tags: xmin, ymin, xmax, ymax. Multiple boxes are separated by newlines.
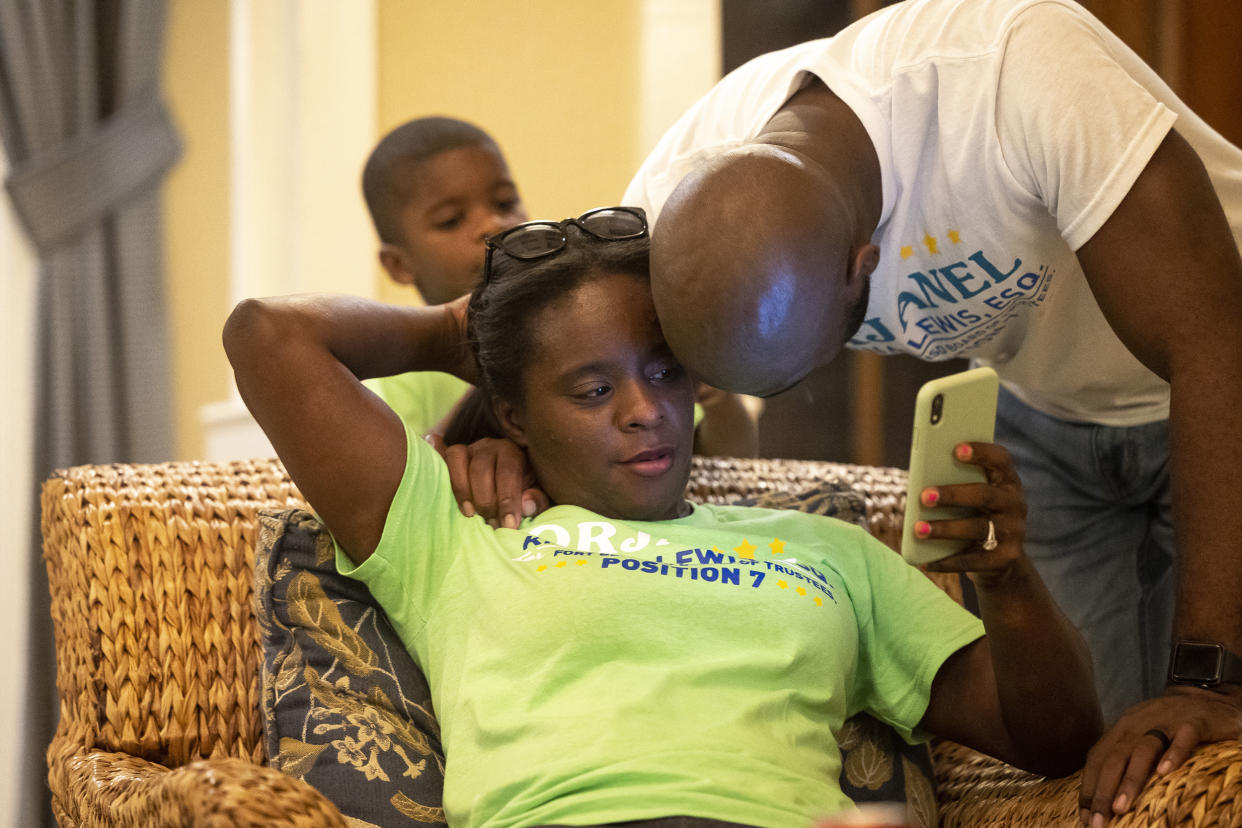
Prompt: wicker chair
<box><xmin>41</xmin><ymin>455</ymin><xmax>1242</xmax><ymax>827</ymax></box>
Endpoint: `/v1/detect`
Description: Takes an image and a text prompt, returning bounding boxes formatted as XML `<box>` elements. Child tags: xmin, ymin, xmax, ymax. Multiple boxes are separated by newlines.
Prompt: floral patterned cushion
<box><xmin>255</xmin><ymin>510</ymin><xmax>447</xmax><ymax>828</ymax></box>
<box><xmin>254</xmin><ymin>484</ymin><xmax>937</xmax><ymax>827</ymax></box>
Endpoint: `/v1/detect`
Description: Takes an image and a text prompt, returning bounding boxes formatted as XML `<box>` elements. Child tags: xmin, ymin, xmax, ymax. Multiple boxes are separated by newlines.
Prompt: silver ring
<box><xmin>982</xmin><ymin>519</ymin><xmax>998</xmax><ymax>551</ymax></box>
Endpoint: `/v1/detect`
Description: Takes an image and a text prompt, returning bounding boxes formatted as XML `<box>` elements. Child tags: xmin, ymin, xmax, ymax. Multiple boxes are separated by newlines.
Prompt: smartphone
<box><xmin>900</xmin><ymin>366</ymin><xmax>999</xmax><ymax>565</ymax></box>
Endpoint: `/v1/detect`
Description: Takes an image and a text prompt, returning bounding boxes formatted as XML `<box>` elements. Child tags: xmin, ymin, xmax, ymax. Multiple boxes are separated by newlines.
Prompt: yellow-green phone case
<box><xmin>900</xmin><ymin>366</ymin><xmax>999</xmax><ymax>565</ymax></box>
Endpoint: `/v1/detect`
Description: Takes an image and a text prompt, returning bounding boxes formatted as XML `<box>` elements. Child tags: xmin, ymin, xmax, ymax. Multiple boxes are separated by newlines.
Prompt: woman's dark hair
<box><xmin>442</xmin><ymin>229</ymin><xmax>651</xmax><ymax>443</ymax></box>
<box><xmin>441</xmin><ymin>386</ymin><xmax>502</xmax><ymax>446</ymax></box>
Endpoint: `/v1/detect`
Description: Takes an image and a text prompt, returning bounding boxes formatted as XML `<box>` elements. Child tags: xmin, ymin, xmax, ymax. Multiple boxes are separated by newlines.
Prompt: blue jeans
<box><xmin>994</xmin><ymin>386</ymin><xmax>1175</xmax><ymax>724</ymax></box>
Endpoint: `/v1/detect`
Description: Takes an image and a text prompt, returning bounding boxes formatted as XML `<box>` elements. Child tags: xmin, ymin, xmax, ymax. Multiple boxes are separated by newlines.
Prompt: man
<box><xmin>623</xmin><ymin>0</ymin><xmax>1242</xmax><ymax>823</ymax></box>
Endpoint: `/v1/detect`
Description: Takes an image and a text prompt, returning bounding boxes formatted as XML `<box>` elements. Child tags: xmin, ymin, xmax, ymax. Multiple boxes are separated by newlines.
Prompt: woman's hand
<box><xmin>914</xmin><ymin>441</ymin><xmax>1028</xmax><ymax>590</ymax></box>
<box><xmin>431</xmin><ymin>434</ymin><xmax>550</xmax><ymax>528</ymax></box>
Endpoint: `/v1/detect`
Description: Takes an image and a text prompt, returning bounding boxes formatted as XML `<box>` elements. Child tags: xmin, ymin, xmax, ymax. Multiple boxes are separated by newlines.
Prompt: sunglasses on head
<box><xmin>483</xmin><ymin>206</ymin><xmax>648</xmax><ymax>283</ymax></box>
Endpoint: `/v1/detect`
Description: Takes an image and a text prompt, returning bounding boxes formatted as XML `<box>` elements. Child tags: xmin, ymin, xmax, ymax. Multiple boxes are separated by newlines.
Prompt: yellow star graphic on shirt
<box><xmin>814</xmin><ymin>596</ymin><xmax>823</xmax><ymax>607</ymax></box>
<box><xmin>923</xmin><ymin>233</ymin><xmax>939</xmax><ymax>254</ymax></box>
<box><xmin>796</xmin><ymin>586</ymin><xmax>807</xmax><ymax>596</ymax></box>
<box><xmin>721</xmin><ymin>544</ymin><xmax>749</xmax><ymax>561</ymax></box>
<box><xmin>556</xmin><ymin>560</ymin><xmax>567</xmax><ymax>568</ymax></box>
<box><xmin>947</xmin><ymin>229</ymin><xmax>961</xmax><ymax>244</ymax></box>
<box><xmin>576</xmin><ymin>559</ymin><xmax>588</xmax><ymax>566</ymax></box>
<box><xmin>900</xmin><ymin>245</ymin><xmax>914</xmax><ymax>259</ymax></box>
<box><xmin>734</xmin><ymin>539</ymin><xmax>757</xmax><ymax>559</ymax></box>
<box><xmin>536</xmin><ymin>565</ymin><xmax>547</xmax><ymax>573</ymax></box>
<box><xmin>777</xmin><ymin>580</ymin><xmax>788</xmax><ymax>590</ymax></box>
<box><xmin>769</xmin><ymin>538</ymin><xmax>785</xmax><ymax>556</ymax></box>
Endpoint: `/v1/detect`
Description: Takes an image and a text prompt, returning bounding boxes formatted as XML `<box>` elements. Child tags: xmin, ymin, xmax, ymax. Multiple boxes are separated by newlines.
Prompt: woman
<box><xmin>224</xmin><ymin>207</ymin><xmax>1101</xmax><ymax>828</ymax></box>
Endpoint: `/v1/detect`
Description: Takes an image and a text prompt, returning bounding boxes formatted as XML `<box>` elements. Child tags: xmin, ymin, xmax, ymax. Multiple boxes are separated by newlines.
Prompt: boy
<box><xmin>361</xmin><ymin>116</ymin><xmax>527</xmax><ymax>436</ymax></box>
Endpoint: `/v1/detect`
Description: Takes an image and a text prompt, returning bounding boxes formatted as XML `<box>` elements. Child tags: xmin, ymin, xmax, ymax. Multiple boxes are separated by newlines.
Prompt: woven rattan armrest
<box><xmin>47</xmin><ymin>748</ymin><xmax>346</xmax><ymax>828</ymax></box>
<box><xmin>41</xmin><ymin>459</ymin><xmax>306</xmax><ymax>827</ymax></box>
<box><xmin>933</xmin><ymin>738</ymin><xmax>1242</xmax><ymax>827</ymax></box>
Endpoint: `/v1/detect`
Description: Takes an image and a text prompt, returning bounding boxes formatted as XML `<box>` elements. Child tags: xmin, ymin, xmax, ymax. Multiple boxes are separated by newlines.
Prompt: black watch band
<box><xmin>1167</xmin><ymin>640</ymin><xmax>1242</xmax><ymax>688</ymax></box>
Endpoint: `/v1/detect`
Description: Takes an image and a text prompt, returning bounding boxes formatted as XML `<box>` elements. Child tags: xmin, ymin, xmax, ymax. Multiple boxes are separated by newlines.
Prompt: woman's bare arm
<box><xmin>222</xmin><ymin>294</ymin><xmax>474</xmax><ymax>563</ymax></box>
<box><xmin>916</xmin><ymin>442</ymin><xmax>1103</xmax><ymax>777</ymax></box>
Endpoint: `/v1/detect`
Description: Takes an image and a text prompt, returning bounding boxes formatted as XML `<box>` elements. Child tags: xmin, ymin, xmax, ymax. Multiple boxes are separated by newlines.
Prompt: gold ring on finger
<box><xmin>982</xmin><ymin>519</ymin><xmax>998</xmax><ymax>551</ymax></box>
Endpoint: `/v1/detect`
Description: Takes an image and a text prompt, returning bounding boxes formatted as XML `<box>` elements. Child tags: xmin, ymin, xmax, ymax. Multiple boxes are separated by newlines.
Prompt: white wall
<box><xmin>639</xmin><ymin>0</ymin><xmax>721</xmax><ymax>158</ymax></box>
<box><xmin>203</xmin><ymin>0</ymin><xmax>378</xmax><ymax>461</ymax></box>
<box><xmin>0</xmin><ymin>150</ymin><xmax>39</xmax><ymax>828</ymax></box>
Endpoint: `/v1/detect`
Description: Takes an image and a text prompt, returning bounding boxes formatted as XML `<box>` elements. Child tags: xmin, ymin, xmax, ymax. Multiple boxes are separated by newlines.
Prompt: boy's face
<box><xmin>382</xmin><ymin>142</ymin><xmax>528</xmax><ymax>305</ymax></box>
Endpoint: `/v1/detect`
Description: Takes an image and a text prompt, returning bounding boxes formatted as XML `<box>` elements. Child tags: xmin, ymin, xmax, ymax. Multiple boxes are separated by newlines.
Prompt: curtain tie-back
<box><xmin>5</xmin><ymin>91</ymin><xmax>182</xmax><ymax>254</ymax></box>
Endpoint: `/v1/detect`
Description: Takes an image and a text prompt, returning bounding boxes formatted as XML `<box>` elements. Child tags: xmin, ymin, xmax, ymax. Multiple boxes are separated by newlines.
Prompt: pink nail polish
<box><xmin>955</xmin><ymin>443</ymin><xmax>972</xmax><ymax>461</ymax></box>
<box><xmin>923</xmin><ymin>489</ymin><xmax>939</xmax><ymax>506</ymax></box>
<box><xmin>915</xmin><ymin>521</ymin><xmax>931</xmax><ymax>538</ymax></box>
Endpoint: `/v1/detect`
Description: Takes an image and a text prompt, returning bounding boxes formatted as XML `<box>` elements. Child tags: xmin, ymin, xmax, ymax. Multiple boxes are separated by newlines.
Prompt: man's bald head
<box><xmin>650</xmin><ymin>144</ymin><xmax>877</xmax><ymax>396</ymax></box>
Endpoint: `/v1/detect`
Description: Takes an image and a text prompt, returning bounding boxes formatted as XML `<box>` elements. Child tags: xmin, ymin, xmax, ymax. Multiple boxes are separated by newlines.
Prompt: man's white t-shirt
<box><xmin>624</xmin><ymin>0</ymin><xmax>1242</xmax><ymax>426</ymax></box>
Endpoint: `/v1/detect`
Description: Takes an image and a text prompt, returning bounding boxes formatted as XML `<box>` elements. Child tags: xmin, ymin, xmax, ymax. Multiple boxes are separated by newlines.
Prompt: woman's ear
<box><xmin>493</xmin><ymin>397</ymin><xmax>529</xmax><ymax>447</ymax></box>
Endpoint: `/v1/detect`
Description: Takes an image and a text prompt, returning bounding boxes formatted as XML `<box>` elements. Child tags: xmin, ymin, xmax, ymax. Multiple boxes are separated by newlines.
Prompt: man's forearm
<box><xmin>1167</xmin><ymin>367</ymin><xmax>1242</xmax><ymax>653</ymax></box>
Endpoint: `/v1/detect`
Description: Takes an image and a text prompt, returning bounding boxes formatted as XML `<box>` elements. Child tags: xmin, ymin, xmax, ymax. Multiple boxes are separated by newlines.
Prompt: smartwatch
<box><xmin>1167</xmin><ymin>640</ymin><xmax>1242</xmax><ymax>688</ymax></box>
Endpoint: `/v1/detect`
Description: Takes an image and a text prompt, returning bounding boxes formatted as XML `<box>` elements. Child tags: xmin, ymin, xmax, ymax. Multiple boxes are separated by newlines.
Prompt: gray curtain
<box><xmin>0</xmin><ymin>1</ymin><xmax>180</xmax><ymax>824</ymax></box>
